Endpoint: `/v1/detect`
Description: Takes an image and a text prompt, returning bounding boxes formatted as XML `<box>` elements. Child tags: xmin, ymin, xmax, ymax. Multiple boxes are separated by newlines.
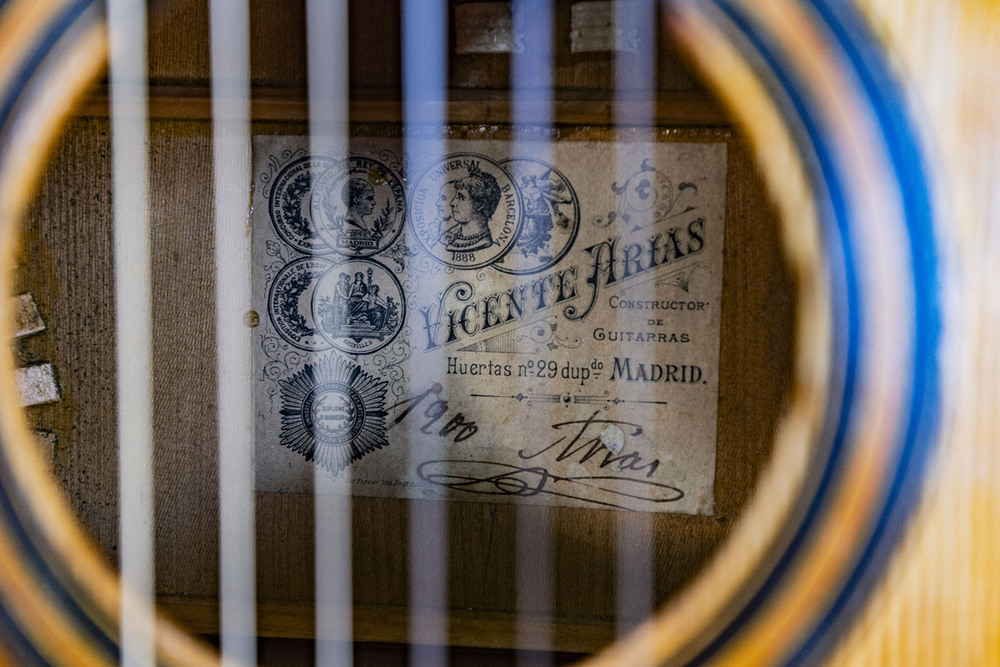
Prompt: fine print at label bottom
<box><xmin>253</xmin><ymin>136</ymin><xmax>727</xmax><ymax>515</ymax></box>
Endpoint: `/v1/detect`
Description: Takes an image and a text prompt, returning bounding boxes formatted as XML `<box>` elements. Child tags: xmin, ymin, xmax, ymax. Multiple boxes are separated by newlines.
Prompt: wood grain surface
<box><xmin>827</xmin><ymin>3</ymin><xmax>1000</xmax><ymax>664</ymax></box>
<box><xmin>13</xmin><ymin>0</ymin><xmax>795</xmax><ymax>661</ymax></box>
<box><xmin>17</xmin><ymin>115</ymin><xmax>792</xmax><ymax>656</ymax></box>
<box><xmin>4</xmin><ymin>1</ymin><xmax>998</xmax><ymax>665</ymax></box>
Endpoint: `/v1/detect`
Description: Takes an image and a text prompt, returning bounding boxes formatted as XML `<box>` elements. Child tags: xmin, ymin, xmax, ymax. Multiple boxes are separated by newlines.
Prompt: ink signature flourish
<box><xmin>416</xmin><ymin>459</ymin><xmax>684</xmax><ymax>511</ymax></box>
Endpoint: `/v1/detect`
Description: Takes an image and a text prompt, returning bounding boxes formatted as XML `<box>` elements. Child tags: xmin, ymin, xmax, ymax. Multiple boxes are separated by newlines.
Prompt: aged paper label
<box><xmin>253</xmin><ymin>136</ymin><xmax>727</xmax><ymax>514</ymax></box>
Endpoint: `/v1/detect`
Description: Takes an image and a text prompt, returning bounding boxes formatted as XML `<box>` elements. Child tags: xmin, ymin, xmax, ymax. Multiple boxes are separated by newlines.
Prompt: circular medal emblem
<box><xmin>310</xmin><ymin>157</ymin><xmax>406</xmax><ymax>257</ymax></box>
<box><xmin>268</xmin><ymin>257</ymin><xmax>334</xmax><ymax>350</ymax></box>
<box><xmin>495</xmin><ymin>157</ymin><xmax>581</xmax><ymax>275</ymax></box>
<box><xmin>303</xmin><ymin>382</ymin><xmax>365</xmax><ymax>447</ymax></box>
<box><xmin>408</xmin><ymin>153</ymin><xmax>523</xmax><ymax>269</ymax></box>
<box><xmin>269</xmin><ymin>155</ymin><xmax>337</xmax><ymax>254</ymax></box>
<box><xmin>311</xmin><ymin>259</ymin><xmax>405</xmax><ymax>354</ymax></box>
<box><xmin>277</xmin><ymin>354</ymin><xmax>391</xmax><ymax>475</ymax></box>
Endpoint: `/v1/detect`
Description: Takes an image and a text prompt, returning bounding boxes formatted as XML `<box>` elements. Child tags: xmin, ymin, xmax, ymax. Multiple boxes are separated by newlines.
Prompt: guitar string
<box><xmin>612</xmin><ymin>0</ymin><xmax>658</xmax><ymax>645</ymax></box>
<box><xmin>209</xmin><ymin>1</ymin><xmax>256</xmax><ymax>664</ymax></box>
<box><xmin>402</xmin><ymin>2</ymin><xmax>451</xmax><ymax>664</ymax></box>
<box><xmin>510</xmin><ymin>1</ymin><xmax>557</xmax><ymax>664</ymax></box>
<box><xmin>108</xmin><ymin>0</ymin><xmax>156</xmax><ymax>664</ymax></box>
<box><xmin>306</xmin><ymin>1</ymin><xmax>354</xmax><ymax>665</ymax></box>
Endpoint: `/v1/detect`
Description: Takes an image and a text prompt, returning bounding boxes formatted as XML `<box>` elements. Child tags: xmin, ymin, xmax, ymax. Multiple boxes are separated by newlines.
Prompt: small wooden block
<box><xmin>33</xmin><ymin>430</ymin><xmax>56</xmax><ymax>471</ymax></box>
<box><xmin>15</xmin><ymin>363</ymin><xmax>60</xmax><ymax>407</ymax></box>
<box><xmin>11</xmin><ymin>293</ymin><xmax>45</xmax><ymax>338</ymax></box>
<box><xmin>455</xmin><ymin>3</ymin><xmax>523</xmax><ymax>54</ymax></box>
<box><xmin>570</xmin><ymin>1</ymin><xmax>639</xmax><ymax>53</ymax></box>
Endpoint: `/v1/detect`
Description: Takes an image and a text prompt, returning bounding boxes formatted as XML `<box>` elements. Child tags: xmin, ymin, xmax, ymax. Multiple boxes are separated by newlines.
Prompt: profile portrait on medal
<box><xmin>311</xmin><ymin>259</ymin><xmax>405</xmax><ymax>354</ymax></box>
<box><xmin>439</xmin><ymin>167</ymin><xmax>502</xmax><ymax>252</ymax></box>
<box><xmin>496</xmin><ymin>157</ymin><xmax>580</xmax><ymax>275</ymax></box>
<box><xmin>435</xmin><ymin>181</ymin><xmax>456</xmax><ymax>239</ymax></box>
<box><xmin>311</xmin><ymin>156</ymin><xmax>406</xmax><ymax>257</ymax></box>
<box><xmin>409</xmin><ymin>153</ymin><xmax>523</xmax><ymax>270</ymax></box>
<box><xmin>343</xmin><ymin>177</ymin><xmax>377</xmax><ymax>229</ymax></box>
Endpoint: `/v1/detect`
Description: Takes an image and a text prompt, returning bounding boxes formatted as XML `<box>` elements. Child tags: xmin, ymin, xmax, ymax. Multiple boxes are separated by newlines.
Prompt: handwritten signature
<box><xmin>392</xmin><ymin>394</ymin><xmax>683</xmax><ymax>509</ymax></box>
<box><xmin>416</xmin><ymin>460</ymin><xmax>683</xmax><ymax>510</ymax></box>
<box><xmin>518</xmin><ymin>412</ymin><xmax>660</xmax><ymax>477</ymax></box>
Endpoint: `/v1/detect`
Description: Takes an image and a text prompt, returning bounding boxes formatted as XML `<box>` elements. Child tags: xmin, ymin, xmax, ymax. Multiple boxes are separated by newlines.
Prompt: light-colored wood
<box><xmin>828</xmin><ymin>3</ymin><xmax>1000</xmax><ymax>664</ymax></box>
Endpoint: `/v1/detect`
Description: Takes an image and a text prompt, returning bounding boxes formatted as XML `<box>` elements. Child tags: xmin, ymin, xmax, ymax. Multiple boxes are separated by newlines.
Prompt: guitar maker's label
<box><xmin>253</xmin><ymin>136</ymin><xmax>727</xmax><ymax>515</ymax></box>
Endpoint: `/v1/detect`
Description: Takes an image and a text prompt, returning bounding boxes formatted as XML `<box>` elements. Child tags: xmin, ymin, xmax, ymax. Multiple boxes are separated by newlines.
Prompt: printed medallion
<box><xmin>311</xmin><ymin>259</ymin><xmax>405</xmax><ymax>354</ymax></box>
<box><xmin>408</xmin><ymin>153</ymin><xmax>523</xmax><ymax>269</ymax></box>
<box><xmin>269</xmin><ymin>155</ymin><xmax>337</xmax><ymax>254</ymax></box>
<box><xmin>495</xmin><ymin>157</ymin><xmax>580</xmax><ymax>275</ymax></box>
<box><xmin>278</xmin><ymin>353</ymin><xmax>389</xmax><ymax>475</ymax></box>
<box><xmin>268</xmin><ymin>257</ymin><xmax>334</xmax><ymax>351</ymax></box>
<box><xmin>310</xmin><ymin>157</ymin><xmax>406</xmax><ymax>256</ymax></box>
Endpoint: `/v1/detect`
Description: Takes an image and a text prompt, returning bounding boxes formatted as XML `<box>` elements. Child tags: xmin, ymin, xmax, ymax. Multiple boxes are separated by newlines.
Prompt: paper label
<box><xmin>253</xmin><ymin>135</ymin><xmax>727</xmax><ymax>514</ymax></box>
